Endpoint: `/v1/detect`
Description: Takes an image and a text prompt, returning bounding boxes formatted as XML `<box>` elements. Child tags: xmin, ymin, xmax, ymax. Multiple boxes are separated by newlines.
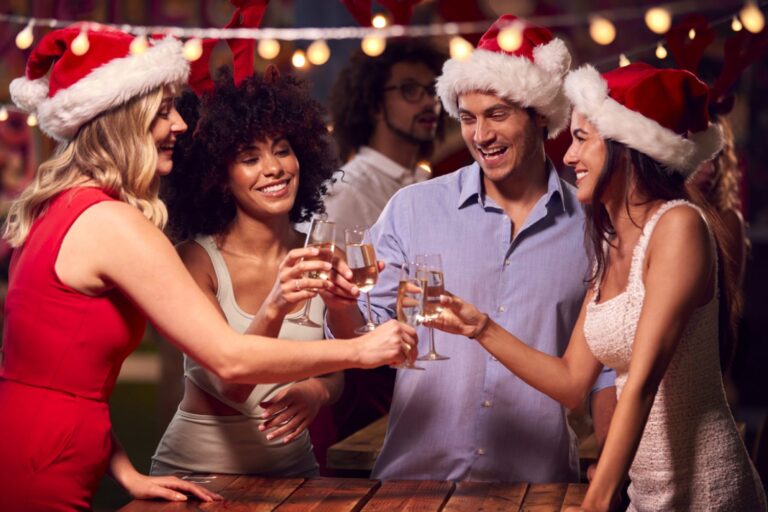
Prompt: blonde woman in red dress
<box><xmin>0</xmin><ymin>25</ymin><xmax>415</xmax><ymax>511</ymax></box>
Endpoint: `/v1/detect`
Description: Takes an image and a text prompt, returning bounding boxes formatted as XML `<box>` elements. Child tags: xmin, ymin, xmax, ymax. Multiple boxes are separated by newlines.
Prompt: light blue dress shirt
<box><xmin>359</xmin><ymin>161</ymin><xmax>615</xmax><ymax>483</ymax></box>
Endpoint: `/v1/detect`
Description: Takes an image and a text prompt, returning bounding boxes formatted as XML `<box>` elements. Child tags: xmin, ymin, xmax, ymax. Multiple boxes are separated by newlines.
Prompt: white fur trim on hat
<box><xmin>11</xmin><ymin>37</ymin><xmax>189</xmax><ymax>142</ymax></box>
<box><xmin>9</xmin><ymin>76</ymin><xmax>50</xmax><ymax>113</ymax></box>
<box><xmin>436</xmin><ymin>38</ymin><xmax>572</xmax><ymax>138</ymax></box>
<box><xmin>564</xmin><ymin>65</ymin><xmax>723</xmax><ymax>176</ymax></box>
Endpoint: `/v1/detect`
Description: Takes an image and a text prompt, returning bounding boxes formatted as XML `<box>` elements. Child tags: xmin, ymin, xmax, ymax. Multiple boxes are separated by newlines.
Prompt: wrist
<box><xmin>582</xmin><ymin>483</ymin><xmax>614</xmax><ymax>512</ymax></box>
<box><xmin>340</xmin><ymin>338</ymin><xmax>362</xmax><ymax>368</ymax></box>
<box><xmin>469</xmin><ymin>313</ymin><xmax>490</xmax><ymax>340</ymax></box>
<box><xmin>306</xmin><ymin>377</ymin><xmax>332</xmax><ymax>404</ymax></box>
<box><xmin>114</xmin><ymin>465</ymin><xmax>141</xmax><ymax>492</ymax></box>
<box><xmin>265</xmin><ymin>301</ymin><xmax>288</xmax><ymax>322</ymax></box>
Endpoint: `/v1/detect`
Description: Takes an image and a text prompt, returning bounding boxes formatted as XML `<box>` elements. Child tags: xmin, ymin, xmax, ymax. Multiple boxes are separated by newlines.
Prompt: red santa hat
<box><xmin>564</xmin><ymin>62</ymin><xmax>723</xmax><ymax>177</ymax></box>
<box><xmin>10</xmin><ymin>24</ymin><xmax>189</xmax><ymax>142</ymax></box>
<box><xmin>436</xmin><ymin>14</ymin><xmax>572</xmax><ymax>138</ymax></box>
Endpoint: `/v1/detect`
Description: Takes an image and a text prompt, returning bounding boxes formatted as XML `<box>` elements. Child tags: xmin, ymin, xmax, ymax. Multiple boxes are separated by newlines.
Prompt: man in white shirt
<box><xmin>325</xmin><ymin>40</ymin><xmax>446</xmax><ymax>245</ymax></box>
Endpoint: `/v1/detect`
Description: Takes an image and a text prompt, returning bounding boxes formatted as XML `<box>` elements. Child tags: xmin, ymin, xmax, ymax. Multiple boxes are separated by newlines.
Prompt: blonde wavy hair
<box><xmin>3</xmin><ymin>86</ymin><xmax>168</xmax><ymax>247</ymax></box>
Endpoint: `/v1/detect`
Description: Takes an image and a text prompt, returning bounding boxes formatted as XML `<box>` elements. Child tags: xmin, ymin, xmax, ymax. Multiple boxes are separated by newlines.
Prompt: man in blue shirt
<box><xmin>328</xmin><ymin>15</ymin><xmax>616</xmax><ymax>482</ymax></box>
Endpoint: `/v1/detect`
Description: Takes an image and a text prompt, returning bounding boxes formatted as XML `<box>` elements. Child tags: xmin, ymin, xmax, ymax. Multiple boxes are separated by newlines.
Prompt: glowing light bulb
<box><xmin>0</xmin><ymin>107</ymin><xmax>9</xmax><ymax>122</ymax></box>
<box><xmin>590</xmin><ymin>17</ymin><xmax>616</xmax><ymax>45</ymax></box>
<box><xmin>257</xmin><ymin>39</ymin><xmax>280</xmax><ymax>60</ymax></box>
<box><xmin>497</xmin><ymin>25</ymin><xmax>523</xmax><ymax>52</ymax></box>
<box><xmin>732</xmin><ymin>16</ymin><xmax>743</xmax><ymax>31</ymax></box>
<box><xmin>26</xmin><ymin>113</ymin><xmax>38</xmax><ymax>127</ymax></box>
<box><xmin>291</xmin><ymin>49</ymin><xmax>307</xmax><ymax>68</ymax></box>
<box><xmin>416</xmin><ymin>160</ymin><xmax>432</xmax><ymax>174</ymax></box>
<box><xmin>619</xmin><ymin>54</ymin><xmax>631</xmax><ymax>67</ymax></box>
<box><xmin>740</xmin><ymin>2</ymin><xmax>765</xmax><ymax>33</ymax></box>
<box><xmin>655</xmin><ymin>43</ymin><xmax>668</xmax><ymax>59</ymax></box>
<box><xmin>129</xmin><ymin>35</ymin><xmax>148</xmax><ymax>55</ymax></box>
<box><xmin>372</xmin><ymin>14</ymin><xmax>388</xmax><ymax>28</ymax></box>
<box><xmin>71</xmin><ymin>29</ymin><xmax>90</xmax><ymax>56</ymax></box>
<box><xmin>326</xmin><ymin>123</ymin><xmax>334</xmax><ymax>133</ymax></box>
<box><xmin>183</xmin><ymin>38</ymin><xmax>203</xmax><ymax>61</ymax></box>
<box><xmin>644</xmin><ymin>7</ymin><xmax>672</xmax><ymax>34</ymax></box>
<box><xmin>688</xmin><ymin>28</ymin><xmax>696</xmax><ymax>39</ymax></box>
<box><xmin>361</xmin><ymin>34</ymin><xmax>386</xmax><ymax>57</ymax></box>
<box><xmin>307</xmin><ymin>40</ymin><xmax>330</xmax><ymax>65</ymax></box>
<box><xmin>449</xmin><ymin>36</ymin><xmax>473</xmax><ymax>61</ymax></box>
<box><xmin>16</xmin><ymin>23</ymin><xmax>34</xmax><ymax>50</ymax></box>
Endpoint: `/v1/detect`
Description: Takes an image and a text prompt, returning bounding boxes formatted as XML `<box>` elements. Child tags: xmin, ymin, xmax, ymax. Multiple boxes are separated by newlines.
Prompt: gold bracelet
<box><xmin>469</xmin><ymin>313</ymin><xmax>490</xmax><ymax>339</ymax></box>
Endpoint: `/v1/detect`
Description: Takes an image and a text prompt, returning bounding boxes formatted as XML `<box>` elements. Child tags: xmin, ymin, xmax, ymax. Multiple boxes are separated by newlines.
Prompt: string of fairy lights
<box><xmin>0</xmin><ymin>0</ymin><xmax>765</xmax><ymax>128</ymax></box>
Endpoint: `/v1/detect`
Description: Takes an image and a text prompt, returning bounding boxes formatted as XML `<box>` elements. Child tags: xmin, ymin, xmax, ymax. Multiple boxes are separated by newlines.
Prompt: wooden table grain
<box><xmin>118</xmin><ymin>477</ymin><xmax>587</xmax><ymax>511</ymax></box>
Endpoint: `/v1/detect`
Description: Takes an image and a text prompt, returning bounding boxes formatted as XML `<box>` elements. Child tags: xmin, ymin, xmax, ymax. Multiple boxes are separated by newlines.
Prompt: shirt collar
<box><xmin>357</xmin><ymin>146</ymin><xmax>413</xmax><ymax>180</ymax></box>
<box><xmin>456</xmin><ymin>160</ymin><xmax>570</xmax><ymax>214</ymax></box>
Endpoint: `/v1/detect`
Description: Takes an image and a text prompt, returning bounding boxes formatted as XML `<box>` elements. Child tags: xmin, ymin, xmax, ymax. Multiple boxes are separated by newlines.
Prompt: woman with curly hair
<box><xmin>151</xmin><ymin>68</ymin><xmax>361</xmax><ymax>477</ymax></box>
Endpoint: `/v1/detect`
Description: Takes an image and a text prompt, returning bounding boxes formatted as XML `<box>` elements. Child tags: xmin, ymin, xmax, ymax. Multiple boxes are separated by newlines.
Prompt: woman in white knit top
<box><xmin>429</xmin><ymin>63</ymin><xmax>766</xmax><ymax>511</ymax></box>
<box><xmin>152</xmin><ymin>68</ymin><xmax>384</xmax><ymax>476</ymax></box>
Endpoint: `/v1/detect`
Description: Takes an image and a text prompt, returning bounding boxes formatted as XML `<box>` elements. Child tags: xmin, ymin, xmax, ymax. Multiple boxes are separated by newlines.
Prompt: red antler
<box><xmin>188</xmin><ymin>0</ymin><xmax>269</xmax><ymax>95</ymax></box>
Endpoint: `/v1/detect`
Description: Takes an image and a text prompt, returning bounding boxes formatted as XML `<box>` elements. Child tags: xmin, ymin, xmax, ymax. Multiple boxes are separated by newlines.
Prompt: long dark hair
<box><xmin>587</xmin><ymin>140</ymin><xmax>739</xmax><ymax>371</ymax></box>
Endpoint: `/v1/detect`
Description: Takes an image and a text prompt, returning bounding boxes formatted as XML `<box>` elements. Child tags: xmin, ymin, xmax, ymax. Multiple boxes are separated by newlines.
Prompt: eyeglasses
<box><xmin>383</xmin><ymin>81</ymin><xmax>438</xmax><ymax>103</ymax></box>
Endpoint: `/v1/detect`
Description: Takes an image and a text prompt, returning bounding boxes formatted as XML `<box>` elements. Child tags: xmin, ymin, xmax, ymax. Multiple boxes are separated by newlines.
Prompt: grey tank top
<box><xmin>183</xmin><ymin>235</ymin><xmax>326</xmax><ymax>417</ymax></box>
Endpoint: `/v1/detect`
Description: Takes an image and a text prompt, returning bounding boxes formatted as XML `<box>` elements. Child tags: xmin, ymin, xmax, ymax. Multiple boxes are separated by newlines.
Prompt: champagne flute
<box><xmin>289</xmin><ymin>219</ymin><xmax>336</xmax><ymax>327</ymax></box>
<box><xmin>394</xmin><ymin>262</ymin><xmax>426</xmax><ymax>370</ymax></box>
<box><xmin>346</xmin><ymin>226</ymin><xmax>378</xmax><ymax>334</ymax></box>
<box><xmin>415</xmin><ymin>253</ymin><xmax>449</xmax><ymax>361</ymax></box>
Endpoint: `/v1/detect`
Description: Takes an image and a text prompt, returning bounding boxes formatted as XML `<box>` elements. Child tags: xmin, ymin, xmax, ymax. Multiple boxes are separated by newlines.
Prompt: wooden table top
<box><xmin>118</xmin><ymin>476</ymin><xmax>587</xmax><ymax>511</ymax></box>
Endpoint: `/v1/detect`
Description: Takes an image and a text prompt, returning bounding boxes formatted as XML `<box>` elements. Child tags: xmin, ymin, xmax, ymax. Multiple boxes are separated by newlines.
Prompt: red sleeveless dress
<box><xmin>0</xmin><ymin>188</ymin><xmax>146</xmax><ymax>511</ymax></box>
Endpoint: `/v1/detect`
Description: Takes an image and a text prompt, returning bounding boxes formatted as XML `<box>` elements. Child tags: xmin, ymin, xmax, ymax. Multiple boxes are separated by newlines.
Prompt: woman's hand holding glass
<box><xmin>316</xmin><ymin>246</ymin><xmax>378</xmax><ymax>311</ymax></box>
<box><xmin>265</xmin><ymin>246</ymin><xmax>335</xmax><ymax>318</ymax></box>
<box><xmin>424</xmin><ymin>292</ymin><xmax>490</xmax><ymax>340</ymax></box>
<box><xmin>354</xmin><ymin>319</ymin><xmax>418</xmax><ymax>369</ymax></box>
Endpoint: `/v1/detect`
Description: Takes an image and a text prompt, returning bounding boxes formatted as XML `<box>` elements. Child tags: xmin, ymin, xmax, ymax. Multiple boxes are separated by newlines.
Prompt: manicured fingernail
<box><xmin>311</xmin><ymin>248</ymin><xmax>319</xmax><ymax>255</ymax></box>
<box><xmin>266</xmin><ymin>434</ymin><xmax>274</xmax><ymax>440</ymax></box>
<box><xmin>176</xmin><ymin>494</ymin><xmax>187</xmax><ymax>501</ymax></box>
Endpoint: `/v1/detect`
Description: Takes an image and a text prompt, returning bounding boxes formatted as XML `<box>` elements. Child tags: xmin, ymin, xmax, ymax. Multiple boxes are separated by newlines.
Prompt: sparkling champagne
<box><xmin>396</xmin><ymin>280</ymin><xmax>422</xmax><ymax>325</ymax></box>
<box><xmin>420</xmin><ymin>270</ymin><xmax>444</xmax><ymax>319</ymax></box>
<box><xmin>306</xmin><ymin>241</ymin><xmax>334</xmax><ymax>279</ymax></box>
<box><xmin>347</xmin><ymin>243</ymin><xmax>378</xmax><ymax>292</ymax></box>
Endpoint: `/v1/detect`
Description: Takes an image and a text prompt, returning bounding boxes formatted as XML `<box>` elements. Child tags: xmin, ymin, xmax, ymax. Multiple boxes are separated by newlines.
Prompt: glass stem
<box><xmin>366</xmin><ymin>292</ymin><xmax>374</xmax><ymax>326</ymax></box>
<box><xmin>300</xmin><ymin>298</ymin><xmax>311</xmax><ymax>320</ymax></box>
<box><xmin>429</xmin><ymin>327</ymin><xmax>436</xmax><ymax>354</ymax></box>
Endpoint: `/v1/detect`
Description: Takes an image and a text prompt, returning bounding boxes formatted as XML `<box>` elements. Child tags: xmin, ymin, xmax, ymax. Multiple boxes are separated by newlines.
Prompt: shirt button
<box><xmin>490</xmin><ymin>356</ymin><xmax>498</xmax><ymax>362</ymax></box>
<box><xmin>482</xmin><ymin>400</ymin><xmax>492</xmax><ymax>408</ymax></box>
<box><xmin>504</xmin><ymin>260</ymin><xmax>511</xmax><ymax>266</ymax></box>
<box><xmin>476</xmin><ymin>448</ymin><xmax>486</xmax><ymax>455</ymax></box>
<box><xmin>496</xmin><ymin>305</ymin><xmax>506</xmax><ymax>313</ymax></box>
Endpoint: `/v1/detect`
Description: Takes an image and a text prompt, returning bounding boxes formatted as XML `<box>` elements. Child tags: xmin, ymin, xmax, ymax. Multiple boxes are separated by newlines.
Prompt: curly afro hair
<box><xmin>162</xmin><ymin>69</ymin><xmax>337</xmax><ymax>242</ymax></box>
<box><xmin>329</xmin><ymin>39</ymin><xmax>446</xmax><ymax>162</ymax></box>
